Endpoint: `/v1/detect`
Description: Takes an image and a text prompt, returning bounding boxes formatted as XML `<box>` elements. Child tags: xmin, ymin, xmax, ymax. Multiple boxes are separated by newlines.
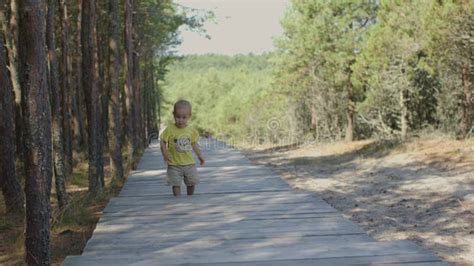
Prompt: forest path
<box><xmin>63</xmin><ymin>138</ymin><xmax>446</xmax><ymax>265</ymax></box>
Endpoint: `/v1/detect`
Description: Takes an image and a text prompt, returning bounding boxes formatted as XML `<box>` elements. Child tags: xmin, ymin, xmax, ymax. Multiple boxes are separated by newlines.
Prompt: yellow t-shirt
<box><xmin>160</xmin><ymin>124</ymin><xmax>199</xmax><ymax>165</ymax></box>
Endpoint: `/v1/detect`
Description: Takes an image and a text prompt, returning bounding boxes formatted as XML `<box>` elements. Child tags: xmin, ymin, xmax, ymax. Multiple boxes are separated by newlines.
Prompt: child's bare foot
<box><xmin>187</xmin><ymin>185</ymin><xmax>195</xmax><ymax>195</ymax></box>
<box><xmin>172</xmin><ymin>186</ymin><xmax>181</xmax><ymax>197</ymax></box>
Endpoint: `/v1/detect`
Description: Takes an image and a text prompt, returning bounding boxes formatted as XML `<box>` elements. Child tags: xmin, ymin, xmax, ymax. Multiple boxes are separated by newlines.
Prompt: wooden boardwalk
<box><xmin>64</xmin><ymin>138</ymin><xmax>446</xmax><ymax>265</ymax></box>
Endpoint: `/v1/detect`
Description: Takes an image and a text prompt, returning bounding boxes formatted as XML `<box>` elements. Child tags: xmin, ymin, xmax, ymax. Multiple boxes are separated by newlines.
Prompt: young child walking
<box><xmin>160</xmin><ymin>99</ymin><xmax>205</xmax><ymax>196</ymax></box>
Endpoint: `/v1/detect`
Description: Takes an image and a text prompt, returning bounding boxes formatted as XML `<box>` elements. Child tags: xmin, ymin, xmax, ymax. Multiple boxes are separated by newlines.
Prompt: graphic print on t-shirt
<box><xmin>174</xmin><ymin>135</ymin><xmax>192</xmax><ymax>153</ymax></box>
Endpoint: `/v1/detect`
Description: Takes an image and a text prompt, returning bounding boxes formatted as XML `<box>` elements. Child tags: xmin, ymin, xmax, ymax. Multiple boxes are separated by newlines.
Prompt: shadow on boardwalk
<box><xmin>63</xmin><ymin>138</ymin><xmax>448</xmax><ymax>265</ymax></box>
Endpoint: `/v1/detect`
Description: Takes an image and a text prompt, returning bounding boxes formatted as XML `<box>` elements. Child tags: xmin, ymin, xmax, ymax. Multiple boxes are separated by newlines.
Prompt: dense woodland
<box><xmin>0</xmin><ymin>0</ymin><xmax>205</xmax><ymax>264</ymax></box>
<box><xmin>163</xmin><ymin>0</ymin><xmax>473</xmax><ymax>146</ymax></box>
<box><xmin>0</xmin><ymin>0</ymin><xmax>473</xmax><ymax>264</ymax></box>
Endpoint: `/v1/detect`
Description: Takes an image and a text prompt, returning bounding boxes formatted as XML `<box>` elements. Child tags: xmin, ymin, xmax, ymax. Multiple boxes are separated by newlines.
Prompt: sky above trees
<box><xmin>175</xmin><ymin>0</ymin><xmax>290</xmax><ymax>55</ymax></box>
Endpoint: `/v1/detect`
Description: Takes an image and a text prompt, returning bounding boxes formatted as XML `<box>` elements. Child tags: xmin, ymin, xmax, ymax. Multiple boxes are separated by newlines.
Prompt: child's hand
<box><xmin>164</xmin><ymin>155</ymin><xmax>172</xmax><ymax>164</ymax></box>
<box><xmin>198</xmin><ymin>156</ymin><xmax>205</xmax><ymax>166</ymax></box>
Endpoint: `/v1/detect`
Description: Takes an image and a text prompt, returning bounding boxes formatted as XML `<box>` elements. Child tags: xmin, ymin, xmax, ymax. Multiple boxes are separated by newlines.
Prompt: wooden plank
<box><xmin>121</xmin><ymin>181</ymin><xmax>290</xmax><ymax>189</ymax></box>
<box><xmin>87</xmin><ymin>227</ymin><xmax>367</xmax><ymax>242</ymax></box>
<box><xmin>63</xmin><ymin>241</ymin><xmax>441</xmax><ymax>265</ymax></box>
<box><xmin>103</xmin><ymin>202</ymin><xmax>336</xmax><ymax>215</ymax></box>
<box><xmin>93</xmin><ymin>216</ymin><xmax>361</xmax><ymax>233</ymax></box>
<box><xmin>107</xmin><ymin>197</ymin><xmax>323</xmax><ymax>207</ymax></box>
<box><xmin>126</xmin><ymin>167</ymin><xmax>277</xmax><ymax>178</ymax></box>
<box><xmin>126</xmin><ymin>174</ymin><xmax>282</xmax><ymax>183</ymax></box>
<box><xmin>183</xmin><ymin>254</ymin><xmax>448</xmax><ymax>266</ymax></box>
<box><xmin>87</xmin><ymin>229</ymin><xmax>367</xmax><ymax>244</ymax></box>
<box><xmin>110</xmin><ymin>190</ymin><xmax>322</xmax><ymax>202</ymax></box>
<box><xmin>119</xmin><ymin>188</ymin><xmax>293</xmax><ymax>196</ymax></box>
<box><xmin>119</xmin><ymin>186</ymin><xmax>293</xmax><ymax>195</ymax></box>
<box><xmin>82</xmin><ymin>234</ymin><xmax>374</xmax><ymax>254</ymax></box>
<box><xmin>124</xmin><ymin>177</ymin><xmax>288</xmax><ymax>185</ymax></box>
<box><xmin>126</xmin><ymin>171</ymin><xmax>281</xmax><ymax>181</ymax></box>
<box><xmin>101</xmin><ymin>208</ymin><xmax>338</xmax><ymax>218</ymax></box>
<box><xmin>97</xmin><ymin>212</ymin><xmax>342</xmax><ymax>225</ymax></box>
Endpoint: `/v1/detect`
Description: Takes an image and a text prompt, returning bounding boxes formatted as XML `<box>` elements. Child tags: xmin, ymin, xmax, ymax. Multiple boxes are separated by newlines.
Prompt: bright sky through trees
<box><xmin>175</xmin><ymin>0</ymin><xmax>290</xmax><ymax>55</ymax></box>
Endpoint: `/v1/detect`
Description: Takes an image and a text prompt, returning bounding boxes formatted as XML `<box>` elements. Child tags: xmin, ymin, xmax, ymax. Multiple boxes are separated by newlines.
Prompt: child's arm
<box><xmin>192</xmin><ymin>143</ymin><xmax>205</xmax><ymax>166</ymax></box>
<box><xmin>160</xmin><ymin>140</ymin><xmax>172</xmax><ymax>164</ymax></box>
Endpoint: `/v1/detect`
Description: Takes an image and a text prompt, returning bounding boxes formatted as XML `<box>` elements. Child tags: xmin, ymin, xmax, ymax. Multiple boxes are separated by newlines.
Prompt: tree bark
<box><xmin>97</xmin><ymin>0</ymin><xmax>109</xmax><ymax>150</ymax></box>
<box><xmin>82</xmin><ymin>0</ymin><xmax>104</xmax><ymax>193</ymax></box>
<box><xmin>143</xmin><ymin>62</ymin><xmax>150</xmax><ymax>141</ymax></box>
<box><xmin>108</xmin><ymin>0</ymin><xmax>124</xmax><ymax>181</ymax></box>
<box><xmin>149</xmin><ymin>64</ymin><xmax>159</xmax><ymax>135</ymax></box>
<box><xmin>59</xmin><ymin>0</ymin><xmax>73</xmax><ymax>174</ymax></box>
<box><xmin>18</xmin><ymin>0</ymin><xmax>53</xmax><ymax>264</ymax></box>
<box><xmin>133</xmin><ymin>50</ymin><xmax>142</xmax><ymax>155</ymax></box>
<box><xmin>157</xmin><ymin>77</ymin><xmax>161</xmax><ymax>133</ymax></box>
<box><xmin>461</xmin><ymin>62</ymin><xmax>472</xmax><ymax>139</ymax></box>
<box><xmin>4</xmin><ymin>0</ymin><xmax>24</xmax><ymax>163</ymax></box>
<box><xmin>0</xmin><ymin>6</ymin><xmax>24</xmax><ymax>215</ymax></box>
<box><xmin>400</xmin><ymin>89</ymin><xmax>408</xmax><ymax>140</ymax></box>
<box><xmin>47</xmin><ymin>0</ymin><xmax>68</xmax><ymax>209</ymax></box>
<box><xmin>310</xmin><ymin>104</ymin><xmax>319</xmax><ymax>140</ymax></box>
<box><xmin>345</xmin><ymin>71</ymin><xmax>354</xmax><ymax>142</ymax></box>
<box><xmin>124</xmin><ymin>0</ymin><xmax>135</xmax><ymax>165</ymax></box>
<box><xmin>4</xmin><ymin>0</ymin><xmax>20</xmax><ymax>99</ymax></box>
<box><xmin>73</xmin><ymin>0</ymin><xmax>87</xmax><ymax>150</ymax></box>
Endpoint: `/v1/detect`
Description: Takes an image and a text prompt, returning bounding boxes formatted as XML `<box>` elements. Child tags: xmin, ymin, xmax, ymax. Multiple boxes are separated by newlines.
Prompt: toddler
<box><xmin>160</xmin><ymin>99</ymin><xmax>205</xmax><ymax>196</ymax></box>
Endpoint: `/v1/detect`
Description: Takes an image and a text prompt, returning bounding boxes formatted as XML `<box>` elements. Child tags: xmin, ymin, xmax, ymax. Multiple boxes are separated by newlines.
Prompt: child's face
<box><xmin>173</xmin><ymin>107</ymin><xmax>191</xmax><ymax>128</ymax></box>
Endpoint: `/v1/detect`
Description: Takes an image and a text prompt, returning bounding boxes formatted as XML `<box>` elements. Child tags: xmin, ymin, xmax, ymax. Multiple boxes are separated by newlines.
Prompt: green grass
<box><xmin>68</xmin><ymin>170</ymin><xmax>89</xmax><ymax>187</ymax></box>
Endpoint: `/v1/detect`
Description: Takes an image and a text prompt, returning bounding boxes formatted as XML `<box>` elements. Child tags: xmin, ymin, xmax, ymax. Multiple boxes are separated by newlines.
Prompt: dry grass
<box><xmin>0</xmin><ymin>148</ymin><xmax>144</xmax><ymax>265</ymax></box>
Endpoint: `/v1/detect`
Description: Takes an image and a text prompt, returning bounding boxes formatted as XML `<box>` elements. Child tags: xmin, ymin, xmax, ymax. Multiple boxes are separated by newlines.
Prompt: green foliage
<box><xmin>160</xmin><ymin>0</ymin><xmax>472</xmax><ymax>143</ymax></box>
<box><xmin>161</xmin><ymin>54</ymin><xmax>294</xmax><ymax>145</ymax></box>
<box><xmin>274</xmin><ymin>0</ymin><xmax>473</xmax><ymax>140</ymax></box>
<box><xmin>273</xmin><ymin>0</ymin><xmax>378</xmax><ymax>141</ymax></box>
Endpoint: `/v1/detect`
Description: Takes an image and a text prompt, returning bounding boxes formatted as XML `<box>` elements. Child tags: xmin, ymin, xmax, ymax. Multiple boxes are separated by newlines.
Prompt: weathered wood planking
<box><xmin>63</xmin><ymin>138</ymin><xmax>446</xmax><ymax>265</ymax></box>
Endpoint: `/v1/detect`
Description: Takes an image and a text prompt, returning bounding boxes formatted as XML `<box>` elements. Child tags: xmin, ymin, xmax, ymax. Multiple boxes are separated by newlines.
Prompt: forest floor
<box><xmin>0</xmin><ymin>150</ymin><xmax>142</xmax><ymax>265</ymax></box>
<box><xmin>240</xmin><ymin>137</ymin><xmax>474</xmax><ymax>265</ymax></box>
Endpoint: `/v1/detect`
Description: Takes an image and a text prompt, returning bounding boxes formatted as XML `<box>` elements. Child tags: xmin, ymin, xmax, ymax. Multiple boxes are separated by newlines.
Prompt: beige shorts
<box><xmin>166</xmin><ymin>164</ymin><xmax>199</xmax><ymax>186</ymax></box>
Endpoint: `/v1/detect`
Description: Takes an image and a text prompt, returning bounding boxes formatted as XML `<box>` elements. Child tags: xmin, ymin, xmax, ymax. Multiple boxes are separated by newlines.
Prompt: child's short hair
<box><xmin>173</xmin><ymin>99</ymin><xmax>192</xmax><ymax>114</ymax></box>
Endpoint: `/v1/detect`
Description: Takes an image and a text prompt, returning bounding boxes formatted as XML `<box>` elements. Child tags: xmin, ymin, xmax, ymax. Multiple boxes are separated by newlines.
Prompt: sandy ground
<box><xmin>241</xmin><ymin>138</ymin><xmax>474</xmax><ymax>265</ymax></box>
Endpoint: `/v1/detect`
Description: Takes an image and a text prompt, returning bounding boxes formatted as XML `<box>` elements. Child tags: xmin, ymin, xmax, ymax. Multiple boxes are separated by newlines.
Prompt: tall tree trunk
<box><xmin>0</xmin><ymin>7</ymin><xmax>24</xmax><ymax>215</ymax></box>
<box><xmin>400</xmin><ymin>88</ymin><xmax>408</xmax><ymax>140</ymax></box>
<box><xmin>108</xmin><ymin>0</ymin><xmax>124</xmax><ymax>181</ymax></box>
<box><xmin>73</xmin><ymin>0</ymin><xmax>86</xmax><ymax>150</ymax></box>
<box><xmin>156</xmin><ymin>77</ymin><xmax>161</xmax><ymax>133</ymax></box>
<box><xmin>310</xmin><ymin>104</ymin><xmax>319</xmax><ymax>140</ymax></box>
<box><xmin>461</xmin><ymin>62</ymin><xmax>472</xmax><ymax>139</ymax></box>
<box><xmin>4</xmin><ymin>0</ymin><xmax>23</xmax><ymax>163</ymax></box>
<box><xmin>5</xmin><ymin>0</ymin><xmax>19</xmax><ymax>94</ymax></box>
<box><xmin>47</xmin><ymin>0</ymin><xmax>68</xmax><ymax>209</ymax></box>
<box><xmin>141</xmin><ymin>64</ymin><xmax>146</xmax><ymax>148</ymax></box>
<box><xmin>82</xmin><ymin>0</ymin><xmax>104</xmax><ymax>193</ymax></box>
<box><xmin>149</xmin><ymin>65</ymin><xmax>159</xmax><ymax>135</ymax></box>
<box><xmin>97</xmin><ymin>0</ymin><xmax>109</xmax><ymax>150</ymax></box>
<box><xmin>143</xmin><ymin>62</ymin><xmax>150</xmax><ymax>141</ymax></box>
<box><xmin>18</xmin><ymin>0</ymin><xmax>53</xmax><ymax>263</ymax></box>
<box><xmin>59</xmin><ymin>0</ymin><xmax>73</xmax><ymax>175</ymax></box>
<box><xmin>133</xmin><ymin>51</ymin><xmax>142</xmax><ymax>155</ymax></box>
<box><xmin>124</xmin><ymin>0</ymin><xmax>134</xmax><ymax>165</ymax></box>
<box><xmin>345</xmin><ymin>71</ymin><xmax>354</xmax><ymax>142</ymax></box>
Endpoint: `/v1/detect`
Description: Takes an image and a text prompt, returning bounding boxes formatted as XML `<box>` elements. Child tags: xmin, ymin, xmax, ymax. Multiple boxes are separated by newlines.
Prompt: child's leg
<box><xmin>184</xmin><ymin>165</ymin><xmax>199</xmax><ymax>196</ymax></box>
<box><xmin>186</xmin><ymin>185</ymin><xmax>195</xmax><ymax>195</ymax></box>
<box><xmin>172</xmin><ymin>186</ymin><xmax>181</xmax><ymax>196</ymax></box>
<box><xmin>167</xmin><ymin>165</ymin><xmax>183</xmax><ymax>196</ymax></box>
